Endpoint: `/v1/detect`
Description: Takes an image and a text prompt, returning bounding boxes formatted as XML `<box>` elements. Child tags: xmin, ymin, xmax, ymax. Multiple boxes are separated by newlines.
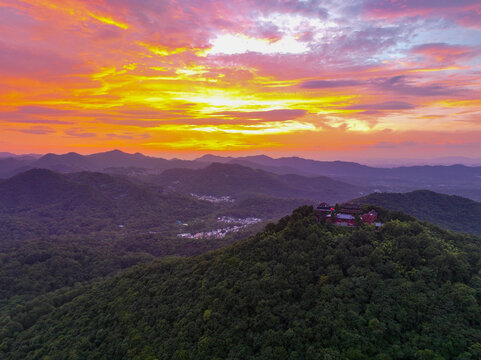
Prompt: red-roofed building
<box><xmin>316</xmin><ymin>202</ymin><xmax>381</xmax><ymax>228</ymax></box>
<box><xmin>361</xmin><ymin>210</ymin><xmax>378</xmax><ymax>224</ymax></box>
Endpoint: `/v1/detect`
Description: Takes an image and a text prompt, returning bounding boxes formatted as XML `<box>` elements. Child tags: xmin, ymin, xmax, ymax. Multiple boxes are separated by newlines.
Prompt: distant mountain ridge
<box><xmin>30</xmin><ymin>150</ymin><xmax>199</xmax><ymax>174</ymax></box>
<box><xmin>0</xmin><ymin>168</ymin><xmax>100</xmax><ymax>212</ymax></box>
<box><xmin>0</xmin><ymin>152</ymin><xmax>40</xmax><ymax>160</ymax></box>
<box><xmin>1</xmin><ymin>150</ymin><xmax>481</xmax><ymax>201</ymax></box>
<box><xmin>0</xmin><ymin>150</ymin><xmax>207</xmax><ymax>177</ymax></box>
<box><xmin>196</xmin><ymin>154</ymin><xmax>481</xmax><ymax>201</ymax></box>
<box><xmin>198</xmin><ymin>154</ymin><xmax>481</xmax><ymax>180</ymax></box>
<box><xmin>2</xmin><ymin>149</ymin><xmax>481</xmax><ymax>179</ymax></box>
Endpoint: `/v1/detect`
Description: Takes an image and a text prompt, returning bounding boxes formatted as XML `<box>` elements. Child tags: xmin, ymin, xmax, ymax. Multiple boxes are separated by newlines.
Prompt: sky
<box><xmin>1</xmin><ymin>0</ymin><xmax>480</xmax><ymax>161</ymax></box>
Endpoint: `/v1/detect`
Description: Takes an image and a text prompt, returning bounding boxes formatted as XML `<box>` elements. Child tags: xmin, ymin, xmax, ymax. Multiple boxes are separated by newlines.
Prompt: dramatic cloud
<box><xmin>65</xmin><ymin>128</ymin><xmax>97</xmax><ymax>138</ymax></box>
<box><xmin>0</xmin><ymin>0</ymin><xmax>480</xmax><ymax>159</ymax></box>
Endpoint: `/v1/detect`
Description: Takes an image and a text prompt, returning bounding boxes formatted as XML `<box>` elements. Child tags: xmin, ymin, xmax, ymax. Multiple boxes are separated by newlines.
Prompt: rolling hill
<box><xmin>3</xmin><ymin>206</ymin><xmax>481</xmax><ymax>359</ymax></box>
<box><xmin>0</xmin><ymin>168</ymin><xmax>314</xmax><ymax>240</ymax></box>
<box><xmin>0</xmin><ymin>169</ymin><xmax>310</xmax><ymax>311</ymax></box>
<box><xmin>148</xmin><ymin>162</ymin><xmax>367</xmax><ymax>203</ymax></box>
<box><xmin>356</xmin><ymin>190</ymin><xmax>481</xmax><ymax>235</ymax></box>
<box><xmin>195</xmin><ymin>155</ymin><xmax>481</xmax><ymax>201</ymax></box>
<box><xmin>0</xmin><ymin>168</ymin><xmax>222</xmax><ymax>240</ymax></box>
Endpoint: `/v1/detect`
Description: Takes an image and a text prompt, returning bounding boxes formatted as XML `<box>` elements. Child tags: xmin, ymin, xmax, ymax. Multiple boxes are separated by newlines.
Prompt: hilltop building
<box><xmin>316</xmin><ymin>202</ymin><xmax>333</xmax><ymax>215</ymax></box>
<box><xmin>316</xmin><ymin>202</ymin><xmax>382</xmax><ymax>228</ymax></box>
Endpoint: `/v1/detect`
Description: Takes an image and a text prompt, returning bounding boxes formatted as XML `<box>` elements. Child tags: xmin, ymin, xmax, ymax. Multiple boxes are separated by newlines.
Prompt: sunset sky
<box><xmin>1</xmin><ymin>0</ymin><xmax>480</xmax><ymax>161</ymax></box>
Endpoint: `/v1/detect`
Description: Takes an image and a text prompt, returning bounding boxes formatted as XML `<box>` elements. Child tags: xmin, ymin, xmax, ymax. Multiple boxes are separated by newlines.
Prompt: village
<box><xmin>190</xmin><ymin>193</ymin><xmax>235</xmax><ymax>203</ymax></box>
<box><xmin>176</xmin><ymin>203</ymin><xmax>382</xmax><ymax>240</ymax></box>
<box><xmin>177</xmin><ymin>216</ymin><xmax>262</xmax><ymax>239</ymax></box>
<box><xmin>316</xmin><ymin>202</ymin><xmax>383</xmax><ymax>228</ymax></box>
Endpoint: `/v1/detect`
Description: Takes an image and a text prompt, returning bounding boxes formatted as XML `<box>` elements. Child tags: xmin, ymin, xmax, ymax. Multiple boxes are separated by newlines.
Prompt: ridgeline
<box><xmin>357</xmin><ymin>190</ymin><xmax>481</xmax><ymax>236</ymax></box>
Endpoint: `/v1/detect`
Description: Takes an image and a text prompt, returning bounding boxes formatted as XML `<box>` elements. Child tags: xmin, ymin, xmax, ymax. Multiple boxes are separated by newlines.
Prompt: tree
<box><xmin>355</xmin><ymin>214</ymin><xmax>362</xmax><ymax>227</ymax></box>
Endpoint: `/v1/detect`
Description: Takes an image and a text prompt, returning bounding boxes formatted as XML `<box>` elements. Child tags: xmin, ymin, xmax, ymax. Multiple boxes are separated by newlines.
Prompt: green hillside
<box><xmin>3</xmin><ymin>206</ymin><xmax>481</xmax><ymax>359</ymax></box>
<box><xmin>357</xmin><ymin>190</ymin><xmax>481</xmax><ymax>235</ymax></box>
<box><xmin>0</xmin><ymin>169</ymin><xmax>219</xmax><ymax>238</ymax></box>
<box><xmin>0</xmin><ymin>170</ymin><xmax>307</xmax><ymax>311</ymax></box>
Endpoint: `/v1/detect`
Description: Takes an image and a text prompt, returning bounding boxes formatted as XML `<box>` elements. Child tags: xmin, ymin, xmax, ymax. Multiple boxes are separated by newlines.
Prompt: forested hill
<box><xmin>0</xmin><ymin>169</ymin><xmax>308</xmax><ymax>313</ymax></box>
<box><xmin>4</xmin><ymin>206</ymin><xmax>481</xmax><ymax>359</ymax></box>
<box><xmin>148</xmin><ymin>162</ymin><xmax>366</xmax><ymax>202</ymax></box>
<box><xmin>356</xmin><ymin>190</ymin><xmax>481</xmax><ymax>236</ymax></box>
<box><xmin>0</xmin><ymin>168</ymin><xmax>220</xmax><ymax>240</ymax></box>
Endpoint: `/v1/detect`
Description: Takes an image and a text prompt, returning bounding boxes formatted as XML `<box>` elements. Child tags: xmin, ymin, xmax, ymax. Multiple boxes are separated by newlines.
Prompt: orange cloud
<box><xmin>0</xmin><ymin>0</ymin><xmax>480</xmax><ymax>160</ymax></box>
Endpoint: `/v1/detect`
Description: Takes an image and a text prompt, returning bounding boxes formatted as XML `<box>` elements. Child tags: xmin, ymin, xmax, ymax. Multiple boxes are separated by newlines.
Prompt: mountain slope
<box><xmin>150</xmin><ymin>162</ymin><xmax>366</xmax><ymax>202</ymax></box>
<box><xmin>0</xmin><ymin>169</ymin><xmax>221</xmax><ymax>240</ymax></box>
<box><xmin>0</xmin><ymin>168</ymin><xmax>101</xmax><ymax>212</ymax></box>
<box><xmin>195</xmin><ymin>155</ymin><xmax>481</xmax><ymax>200</ymax></box>
<box><xmin>356</xmin><ymin>190</ymin><xmax>481</xmax><ymax>235</ymax></box>
<box><xmin>0</xmin><ymin>170</ymin><xmax>281</xmax><ymax>309</ymax></box>
<box><xmin>4</xmin><ymin>206</ymin><xmax>481</xmax><ymax>359</ymax></box>
<box><xmin>0</xmin><ymin>157</ymin><xmax>35</xmax><ymax>178</ymax></box>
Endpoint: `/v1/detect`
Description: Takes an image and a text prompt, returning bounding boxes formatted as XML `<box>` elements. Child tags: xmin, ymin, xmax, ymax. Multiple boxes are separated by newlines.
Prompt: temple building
<box><xmin>315</xmin><ymin>202</ymin><xmax>382</xmax><ymax>228</ymax></box>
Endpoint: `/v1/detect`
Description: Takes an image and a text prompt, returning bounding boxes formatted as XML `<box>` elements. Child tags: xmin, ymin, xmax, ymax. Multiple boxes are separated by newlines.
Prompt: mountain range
<box><xmin>2</xmin><ymin>149</ymin><xmax>480</xmax><ymax>201</ymax></box>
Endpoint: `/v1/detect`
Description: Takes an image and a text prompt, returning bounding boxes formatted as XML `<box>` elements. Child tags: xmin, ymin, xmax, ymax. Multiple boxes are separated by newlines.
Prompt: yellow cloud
<box><xmin>88</xmin><ymin>12</ymin><xmax>129</xmax><ymax>29</ymax></box>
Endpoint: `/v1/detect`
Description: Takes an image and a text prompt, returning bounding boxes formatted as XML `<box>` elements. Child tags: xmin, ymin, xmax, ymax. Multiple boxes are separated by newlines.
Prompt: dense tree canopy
<box><xmin>0</xmin><ymin>170</ymin><xmax>306</xmax><ymax>317</ymax></box>
<box><xmin>357</xmin><ymin>190</ymin><xmax>481</xmax><ymax>236</ymax></box>
<box><xmin>3</xmin><ymin>206</ymin><xmax>481</xmax><ymax>359</ymax></box>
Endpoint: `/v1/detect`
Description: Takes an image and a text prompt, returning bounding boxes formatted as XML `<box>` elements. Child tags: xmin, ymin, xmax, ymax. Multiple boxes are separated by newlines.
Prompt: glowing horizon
<box><xmin>1</xmin><ymin>0</ymin><xmax>480</xmax><ymax>160</ymax></box>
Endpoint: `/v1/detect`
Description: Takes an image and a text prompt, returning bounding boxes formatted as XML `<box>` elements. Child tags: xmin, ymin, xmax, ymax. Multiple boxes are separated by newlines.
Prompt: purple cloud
<box><xmin>300</xmin><ymin>80</ymin><xmax>362</xmax><ymax>88</ymax></box>
<box><xmin>65</xmin><ymin>128</ymin><xmax>97</xmax><ymax>138</ymax></box>
<box><xmin>410</xmin><ymin>42</ymin><xmax>479</xmax><ymax>64</ymax></box>
<box><xmin>345</xmin><ymin>101</ymin><xmax>415</xmax><ymax>110</ymax></box>
<box><xmin>0</xmin><ymin>42</ymin><xmax>89</xmax><ymax>78</ymax></box>
<box><xmin>376</xmin><ymin>75</ymin><xmax>461</xmax><ymax>97</ymax></box>
<box><xmin>17</xmin><ymin>126</ymin><xmax>56</xmax><ymax>135</ymax></box>
<box><xmin>363</xmin><ymin>0</ymin><xmax>481</xmax><ymax>28</ymax></box>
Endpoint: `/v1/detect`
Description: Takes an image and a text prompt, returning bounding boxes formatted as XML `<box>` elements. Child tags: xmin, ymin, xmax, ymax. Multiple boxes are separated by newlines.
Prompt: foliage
<box><xmin>3</xmin><ymin>206</ymin><xmax>481</xmax><ymax>359</ymax></box>
<box><xmin>358</xmin><ymin>190</ymin><xmax>481</xmax><ymax>235</ymax></box>
<box><xmin>0</xmin><ymin>170</ymin><xmax>306</xmax><ymax>314</ymax></box>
